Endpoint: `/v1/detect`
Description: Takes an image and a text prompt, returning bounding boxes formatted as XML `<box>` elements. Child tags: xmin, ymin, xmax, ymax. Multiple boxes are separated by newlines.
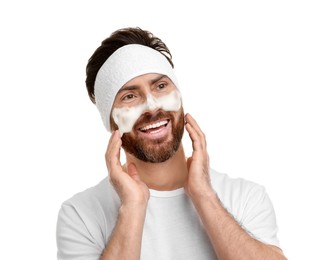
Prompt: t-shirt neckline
<box><xmin>149</xmin><ymin>187</ymin><xmax>185</xmax><ymax>198</ymax></box>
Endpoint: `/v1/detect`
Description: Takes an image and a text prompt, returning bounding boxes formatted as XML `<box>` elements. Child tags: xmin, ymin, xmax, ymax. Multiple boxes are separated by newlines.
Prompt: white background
<box><xmin>0</xmin><ymin>0</ymin><xmax>328</xmax><ymax>259</ymax></box>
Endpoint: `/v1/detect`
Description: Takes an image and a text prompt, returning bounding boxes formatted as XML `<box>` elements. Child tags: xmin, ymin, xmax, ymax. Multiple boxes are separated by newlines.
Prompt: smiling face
<box><xmin>110</xmin><ymin>73</ymin><xmax>185</xmax><ymax>163</ymax></box>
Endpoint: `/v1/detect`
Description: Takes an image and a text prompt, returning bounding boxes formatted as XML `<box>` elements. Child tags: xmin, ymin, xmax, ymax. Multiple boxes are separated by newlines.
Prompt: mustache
<box><xmin>134</xmin><ymin>110</ymin><xmax>172</xmax><ymax>127</ymax></box>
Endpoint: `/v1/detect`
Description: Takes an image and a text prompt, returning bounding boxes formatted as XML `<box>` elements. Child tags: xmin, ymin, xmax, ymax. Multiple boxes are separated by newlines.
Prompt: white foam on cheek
<box><xmin>112</xmin><ymin>90</ymin><xmax>182</xmax><ymax>134</ymax></box>
<box><xmin>112</xmin><ymin>103</ymin><xmax>146</xmax><ymax>134</ymax></box>
<box><xmin>157</xmin><ymin>89</ymin><xmax>181</xmax><ymax>111</ymax></box>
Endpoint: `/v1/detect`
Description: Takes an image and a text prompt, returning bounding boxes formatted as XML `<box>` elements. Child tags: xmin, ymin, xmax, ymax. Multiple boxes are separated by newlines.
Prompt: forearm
<box><xmin>101</xmin><ymin>204</ymin><xmax>147</xmax><ymax>260</ymax></box>
<box><xmin>191</xmin><ymin>192</ymin><xmax>286</xmax><ymax>260</ymax></box>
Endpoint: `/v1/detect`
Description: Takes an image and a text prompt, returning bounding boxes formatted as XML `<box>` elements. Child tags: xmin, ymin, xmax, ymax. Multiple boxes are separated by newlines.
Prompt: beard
<box><xmin>112</xmin><ymin>109</ymin><xmax>185</xmax><ymax>163</ymax></box>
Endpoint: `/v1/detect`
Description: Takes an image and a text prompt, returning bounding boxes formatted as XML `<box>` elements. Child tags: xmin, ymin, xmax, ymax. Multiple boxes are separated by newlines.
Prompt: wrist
<box><xmin>187</xmin><ymin>180</ymin><xmax>215</xmax><ymax>199</ymax></box>
<box><xmin>189</xmin><ymin>188</ymin><xmax>218</xmax><ymax>206</ymax></box>
<box><xmin>120</xmin><ymin>201</ymin><xmax>148</xmax><ymax>215</ymax></box>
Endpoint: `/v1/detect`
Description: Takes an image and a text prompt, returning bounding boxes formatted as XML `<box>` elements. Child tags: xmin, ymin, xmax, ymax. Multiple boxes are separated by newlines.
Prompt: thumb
<box><xmin>127</xmin><ymin>163</ymin><xmax>141</xmax><ymax>182</ymax></box>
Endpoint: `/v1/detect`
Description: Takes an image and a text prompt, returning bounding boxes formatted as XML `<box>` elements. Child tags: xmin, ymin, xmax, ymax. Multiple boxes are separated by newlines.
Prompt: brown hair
<box><xmin>85</xmin><ymin>27</ymin><xmax>174</xmax><ymax>104</ymax></box>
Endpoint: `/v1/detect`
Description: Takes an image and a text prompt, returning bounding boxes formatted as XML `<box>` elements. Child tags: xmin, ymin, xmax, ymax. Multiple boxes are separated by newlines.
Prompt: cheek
<box><xmin>157</xmin><ymin>90</ymin><xmax>182</xmax><ymax>112</ymax></box>
<box><xmin>175</xmin><ymin>107</ymin><xmax>185</xmax><ymax>126</ymax></box>
<box><xmin>112</xmin><ymin>104</ymin><xmax>146</xmax><ymax>134</ymax></box>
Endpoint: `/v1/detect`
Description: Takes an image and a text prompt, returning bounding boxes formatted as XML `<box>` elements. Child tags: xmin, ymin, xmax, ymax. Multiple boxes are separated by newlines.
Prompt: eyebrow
<box><xmin>117</xmin><ymin>85</ymin><xmax>139</xmax><ymax>93</ymax></box>
<box><xmin>150</xmin><ymin>74</ymin><xmax>168</xmax><ymax>84</ymax></box>
<box><xmin>117</xmin><ymin>74</ymin><xmax>168</xmax><ymax>94</ymax></box>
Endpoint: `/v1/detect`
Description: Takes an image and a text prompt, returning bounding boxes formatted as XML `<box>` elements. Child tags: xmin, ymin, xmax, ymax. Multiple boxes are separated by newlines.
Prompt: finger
<box><xmin>185</xmin><ymin>114</ymin><xmax>207</xmax><ymax>151</ymax></box>
<box><xmin>185</xmin><ymin>113</ymin><xmax>205</xmax><ymax>138</ymax></box>
<box><xmin>185</xmin><ymin>122</ymin><xmax>200</xmax><ymax>151</ymax></box>
<box><xmin>106</xmin><ymin>130</ymin><xmax>121</xmax><ymax>156</ymax></box>
<box><xmin>106</xmin><ymin>130</ymin><xmax>121</xmax><ymax>152</ymax></box>
<box><xmin>186</xmin><ymin>157</ymin><xmax>193</xmax><ymax>170</ymax></box>
<box><xmin>127</xmin><ymin>163</ymin><xmax>141</xmax><ymax>182</ymax></box>
<box><xmin>106</xmin><ymin>130</ymin><xmax>122</xmax><ymax>170</ymax></box>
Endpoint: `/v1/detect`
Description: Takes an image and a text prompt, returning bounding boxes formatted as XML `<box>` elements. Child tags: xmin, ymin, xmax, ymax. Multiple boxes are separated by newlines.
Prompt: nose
<box><xmin>145</xmin><ymin>94</ymin><xmax>162</xmax><ymax>111</ymax></box>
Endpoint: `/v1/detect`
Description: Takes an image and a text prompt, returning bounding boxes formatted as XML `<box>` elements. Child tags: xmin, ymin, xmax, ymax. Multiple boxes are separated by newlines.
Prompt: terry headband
<box><xmin>94</xmin><ymin>44</ymin><xmax>179</xmax><ymax>131</ymax></box>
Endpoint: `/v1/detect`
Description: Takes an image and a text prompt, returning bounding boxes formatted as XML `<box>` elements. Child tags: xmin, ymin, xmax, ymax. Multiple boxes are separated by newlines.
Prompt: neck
<box><xmin>125</xmin><ymin>145</ymin><xmax>188</xmax><ymax>191</ymax></box>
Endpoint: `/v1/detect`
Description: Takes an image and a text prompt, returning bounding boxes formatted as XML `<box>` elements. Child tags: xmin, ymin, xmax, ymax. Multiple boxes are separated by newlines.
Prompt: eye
<box><xmin>122</xmin><ymin>93</ymin><xmax>136</xmax><ymax>101</ymax></box>
<box><xmin>157</xmin><ymin>82</ymin><xmax>167</xmax><ymax>90</ymax></box>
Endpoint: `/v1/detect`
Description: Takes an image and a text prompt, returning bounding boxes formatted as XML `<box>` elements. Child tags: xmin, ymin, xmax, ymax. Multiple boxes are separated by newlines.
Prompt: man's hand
<box><xmin>184</xmin><ymin>115</ymin><xmax>287</xmax><ymax>260</ymax></box>
<box><xmin>184</xmin><ymin>113</ymin><xmax>215</xmax><ymax>200</ymax></box>
<box><xmin>105</xmin><ymin>130</ymin><xmax>150</xmax><ymax>206</ymax></box>
<box><xmin>102</xmin><ymin>130</ymin><xmax>149</xmax><ymax>259</ymax></box>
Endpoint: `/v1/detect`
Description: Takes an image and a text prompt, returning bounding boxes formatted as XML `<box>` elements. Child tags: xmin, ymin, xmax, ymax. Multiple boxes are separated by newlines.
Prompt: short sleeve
<box><xmin>241</xmin><ymin>186</ymin><xmax>280</xmax><ymax>247</ymax></box>
<box><xmin>56</xmin><ymin>203</ymin><xmax>104</xmax><ymax>260</ymax></box>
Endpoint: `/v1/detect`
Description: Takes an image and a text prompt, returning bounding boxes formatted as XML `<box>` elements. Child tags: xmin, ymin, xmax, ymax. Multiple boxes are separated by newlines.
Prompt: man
<box><xmin>56</xmin><ymin>27</ymin><xmax>286</xmax><ymax>259</ymax></box>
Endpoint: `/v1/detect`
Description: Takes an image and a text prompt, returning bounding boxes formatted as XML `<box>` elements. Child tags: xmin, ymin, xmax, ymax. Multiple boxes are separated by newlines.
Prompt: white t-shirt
<box><xmin>56</xmin><ymin>169</ymin><xmax>280</xmax><ymax>259</ymax></box>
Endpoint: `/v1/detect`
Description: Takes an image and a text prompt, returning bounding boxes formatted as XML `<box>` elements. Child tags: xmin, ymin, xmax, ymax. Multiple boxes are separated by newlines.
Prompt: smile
<box><xmin>139</xmin><ymin>120</ymin><xmax>169</xmax><ymax>133</ymax></box>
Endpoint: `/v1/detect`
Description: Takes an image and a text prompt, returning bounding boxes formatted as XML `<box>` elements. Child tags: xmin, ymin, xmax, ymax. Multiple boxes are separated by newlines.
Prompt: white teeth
<box><xmin>140</xmin><ymin>120</ymin><xmax>168</xmax><ymax>131</ymax></box>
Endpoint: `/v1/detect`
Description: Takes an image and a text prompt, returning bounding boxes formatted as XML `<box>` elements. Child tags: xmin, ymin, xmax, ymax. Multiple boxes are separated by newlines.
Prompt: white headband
<box><xmin>94</xmin><ymin>44</ymin><xmax>179</xmax><ymax>131</ymax></box>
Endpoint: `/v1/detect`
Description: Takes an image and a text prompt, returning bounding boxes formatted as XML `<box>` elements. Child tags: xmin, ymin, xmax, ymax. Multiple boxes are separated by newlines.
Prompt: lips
<box><xmin>138</xmin><ymin>119</ymin><xmax>170</xmax><ymax>134</ymax></box>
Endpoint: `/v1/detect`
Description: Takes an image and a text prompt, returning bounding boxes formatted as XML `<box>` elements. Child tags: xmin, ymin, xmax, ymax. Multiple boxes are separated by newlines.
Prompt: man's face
<box><xmin>110</xmin><ymin>73</ymin><xmax>185</xmax><ymax>163</ymax></box>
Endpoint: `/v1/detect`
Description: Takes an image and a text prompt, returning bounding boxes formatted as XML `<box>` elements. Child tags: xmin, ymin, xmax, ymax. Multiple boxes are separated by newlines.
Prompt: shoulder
<box><xmin>64</xmin><ymin>177</ymin><xmax>114</xmax><ymax>202</ymax></box>
<box><xmin>57</xmin><ymin>178</ymin><xmax>119</xmax><ymax>256</ymax></box>
<box><xmin>209</xmin><ymin>169</ymin><xmax>269</xmax><ymax>214</ymax></box>
<box><xmin>209</xmin><ymin>169</ymin><xmax>280</xmax><ymax>247</ymax></box>
<box><xmin>209</xmin><ymin>170</ymin><xmax>280</xmax><ymax>247</ymax></box>
<box><xmin>59</xmin><ymin>177</ymin><xmax>120</xmax><ymax>222</ymax></box>
<box><xmin>209</xmin><ymin>169</ymin><xmax>265</xmax><ymax>197</ymax></box>
<box><xmin>57</xmin><ymin>177</ymin><xmax>121</xmax><ymax>253</ymax></box>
